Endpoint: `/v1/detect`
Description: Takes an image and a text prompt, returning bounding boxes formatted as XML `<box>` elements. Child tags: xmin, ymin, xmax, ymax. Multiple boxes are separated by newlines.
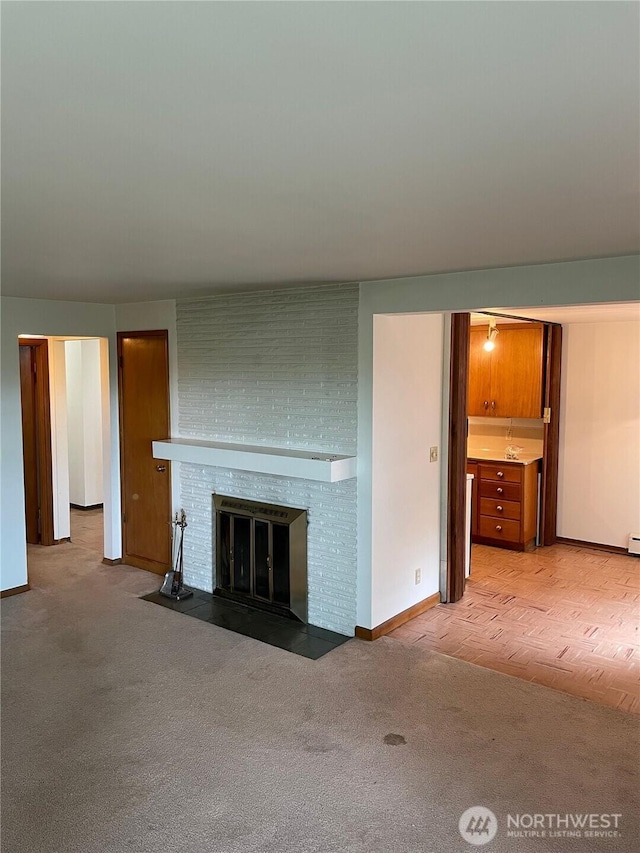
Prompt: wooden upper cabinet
<box><xmin>491</xmin><ymin>325</ymin><xmax>544</xmax><ymax>418</ymax></box>
<box><xmin>468</xmin><ymin>323</ymin><xmax>544</xmax><ymax>419</ymax></box>
<box><xmin>468</xmin><ymin>328</ymin><xmax>493</xmax><ymax>416</ymax></box>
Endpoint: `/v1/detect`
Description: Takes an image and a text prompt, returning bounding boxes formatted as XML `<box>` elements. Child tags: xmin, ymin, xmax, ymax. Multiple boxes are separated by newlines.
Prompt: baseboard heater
<box><xmin>629</xmin><ymin>534</ymin><xmax>640</xmax><ymax>557</ymax></box>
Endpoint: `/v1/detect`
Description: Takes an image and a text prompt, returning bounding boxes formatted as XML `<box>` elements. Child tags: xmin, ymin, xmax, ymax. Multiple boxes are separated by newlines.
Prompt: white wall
<box><xmin>371</xmin><ymin>314</ymin><xmax>443</xmax><ymax>627</ymax></box>
<box><xmin>558</xmin><ymin>320</ymin><xmax>640</xmax><ymax>548</ymax></box>
<box><xmin>48</xmin><ymin>339</ymin><xmax>71</xmax><ymax>540</ymax></box>
<box><xmin>357</xmin><ymin>255</ymin><xmax>640</xmax><ymax>629</ymax></box>
<box><xmin>65</xmin><ymin>340</ymin><xmax>84</xmax><ymax>505</ymax></box>
<box><xmin>65</xmin><ymin>339</ymin><xmax>103</xmax><ymax>507</ymax></box>
<box><xmin>0</xmin><ymin>297</ymin><xmax>119</xmax><ymax>592</ymax></box>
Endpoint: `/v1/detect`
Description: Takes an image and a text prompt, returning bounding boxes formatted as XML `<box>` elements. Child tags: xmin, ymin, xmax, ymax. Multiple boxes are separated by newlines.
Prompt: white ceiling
<box><xmin>2</xmin><ymin>2</ymin><xmax>639</xmax><ymax>304</ymax></box>
<box><xmin>472</xmin><ymin>302</ymin><xmax>640</xmax><ymax>325</ymax></box>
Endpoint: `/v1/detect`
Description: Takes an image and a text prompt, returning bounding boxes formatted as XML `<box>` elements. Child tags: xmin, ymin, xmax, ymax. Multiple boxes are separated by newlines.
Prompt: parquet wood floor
<box><xmin>389</xmin><ymin>543</ymin><xmax>640</xmax><ymax>714</ymax></box>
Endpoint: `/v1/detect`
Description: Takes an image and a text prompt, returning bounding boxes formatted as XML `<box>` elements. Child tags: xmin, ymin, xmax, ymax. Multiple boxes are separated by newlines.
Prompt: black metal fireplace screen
<box><xmin>213</xmin><ymin>495</ymin><xmax>308</xmax><ymax>622</ymax></box>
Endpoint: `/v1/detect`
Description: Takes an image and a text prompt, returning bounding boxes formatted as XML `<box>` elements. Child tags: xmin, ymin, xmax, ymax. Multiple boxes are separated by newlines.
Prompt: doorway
<box><xmin>18</xmin><ymin>334</ymin><xmax>114</xmax><ymax>567</ymax></box>
<box><xmin>65</xmin><ymin>338</ymin><xmax>105</xmax><ymax>554</ymax></box>
<box><xmin>446</xmin><ymin>312</ymin><xmax>562</xmax><ymax>601</ymax></box>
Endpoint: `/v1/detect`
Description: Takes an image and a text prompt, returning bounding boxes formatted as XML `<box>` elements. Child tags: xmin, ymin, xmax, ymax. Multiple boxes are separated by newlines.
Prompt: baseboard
<box><xmin>556</xmin><ymin>537</ymin><xmax>628</xmax><ymax>556</ymax></box>
<box><xmin>355</xmin><ymin>592</ymin><xmax>441</xmax><ymax>641</ymax></box>
<box><xmin>102</xmin><ymin>557</ymin><xmax>122</xmax><ymax>566</ymax></box>
<box><xmin>70</xmin><ymin>503</ymin><xmax>104</xmax><ymax>511</ymax></box>
<box><xmin>1</xmin><ymin>583</ymin><xmax>31</xmax><ymax>599</ymax></box>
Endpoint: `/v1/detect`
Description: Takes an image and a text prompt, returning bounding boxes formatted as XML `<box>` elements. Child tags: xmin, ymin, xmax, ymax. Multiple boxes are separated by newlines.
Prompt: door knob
<box><xmin>156</xmin><ymin>464</ymin><xmax>166</xmax><ymax>472</ymax></box>
<box><xmin>483</xmin><ymin>401</ymin><xmax>489</xmax><ymax>410</ymax></box>
<box><xmin>491</xmin><ymin>400</ymin><xmax>496</xmax><ymax>410</ymax></box>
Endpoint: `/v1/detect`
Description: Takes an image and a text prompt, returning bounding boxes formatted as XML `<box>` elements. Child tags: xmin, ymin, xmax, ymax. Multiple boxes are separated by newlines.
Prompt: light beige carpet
<box><xmin>2</xmin><ymin>541</ymin><xmax>638</xmax><ymax>853</ymax></box>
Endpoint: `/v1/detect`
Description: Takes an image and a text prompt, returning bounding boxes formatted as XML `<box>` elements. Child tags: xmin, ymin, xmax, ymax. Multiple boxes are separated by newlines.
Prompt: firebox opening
<box><xmin>213</xmin><ymin>495</ymin><xmax>308</xmax><ymax>623</ymax></box>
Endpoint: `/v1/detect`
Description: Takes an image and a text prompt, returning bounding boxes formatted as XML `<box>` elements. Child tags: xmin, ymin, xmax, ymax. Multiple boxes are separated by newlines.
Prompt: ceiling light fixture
<box><xmin>483</xmin><ymin>319</ymin><xmax>499</xmax><ymax>352</ymax></box>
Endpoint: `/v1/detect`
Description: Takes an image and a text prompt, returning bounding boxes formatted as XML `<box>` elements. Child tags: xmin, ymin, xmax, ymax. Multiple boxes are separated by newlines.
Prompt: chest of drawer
<box><xmin>469</xmin><ymin>457</ymin><xmax>539</xmax><ymax>551</ymax></box>
<box><xmin>479</xmin><ymin>497</ymin><xmax>521</xmax><ymax>520</ymax></box>
<box><xmin>479</xmin><ymin>480</ymin><xmax>521</xmax><ymax>502</ymax></box>
<box><xmin>479</xmin><ymin>516</ymin><xmax>521</xmax><ymax>542</ymax></box>
<box><xmin>478</xmin><ymin>463</ymin><xmax>522</xmax><ymax>484</ymax></box>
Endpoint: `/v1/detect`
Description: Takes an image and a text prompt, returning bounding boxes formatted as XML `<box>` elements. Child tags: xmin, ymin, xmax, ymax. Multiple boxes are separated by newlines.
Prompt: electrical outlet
<box><xmin>429</xmin><ymin>446</ymin><xmax>438</xmax><ymax>463</ymax></box>
<box><xmin>415</xmin><ymin>568</ymin><xmax>421</xmax><ymax>585</ymax></box>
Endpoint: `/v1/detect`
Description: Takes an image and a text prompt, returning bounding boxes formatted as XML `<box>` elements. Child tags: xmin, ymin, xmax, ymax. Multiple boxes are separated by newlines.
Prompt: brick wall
<box><xmin>176</xmin><ymin>284</ymin><xmax>358</xmax><ymax>635</ymax></box>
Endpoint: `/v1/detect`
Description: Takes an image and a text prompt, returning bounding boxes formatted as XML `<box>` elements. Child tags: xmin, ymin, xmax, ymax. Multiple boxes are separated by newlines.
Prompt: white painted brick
<box><xmin>176</xmin><ymin>284</ymin><xmax>358</xmax><ymax>636</ymax></box>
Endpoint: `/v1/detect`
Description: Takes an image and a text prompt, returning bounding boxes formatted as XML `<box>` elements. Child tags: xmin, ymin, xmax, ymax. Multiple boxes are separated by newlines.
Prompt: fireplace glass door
<box><xmin>217</xmin><ymin>513</ymin><xmax>290</xmax><ymax>607</ymax></box>
<box><xmin>214</xmin><ymin>495</ymin><xmax>307</xmax><ymax>622</ymax></box>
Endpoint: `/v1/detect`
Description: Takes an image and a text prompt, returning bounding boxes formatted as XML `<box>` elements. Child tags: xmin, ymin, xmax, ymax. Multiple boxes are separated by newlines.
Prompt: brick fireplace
<box><xmin>175</xmin><ymin>283</ymin><xmax>359</xmax><ymax>636</ymax></box>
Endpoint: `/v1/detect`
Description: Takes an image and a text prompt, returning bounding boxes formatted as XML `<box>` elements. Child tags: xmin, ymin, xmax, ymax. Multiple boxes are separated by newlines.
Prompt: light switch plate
<box><xmin>429</xmin><ymin>446</ymin><xmax>438</xmax><ymax>463</ymax></box>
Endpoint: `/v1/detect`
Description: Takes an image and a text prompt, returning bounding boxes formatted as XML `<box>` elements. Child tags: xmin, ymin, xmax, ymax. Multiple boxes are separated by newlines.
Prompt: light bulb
<box><xmin>483</xmin><ymin>322</ymin><xmax>499</xmax><ymax>351</ymax></box>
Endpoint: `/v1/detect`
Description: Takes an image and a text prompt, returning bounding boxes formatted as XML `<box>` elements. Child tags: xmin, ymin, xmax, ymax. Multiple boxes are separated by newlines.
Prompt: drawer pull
<box><xmin>496</xmin><ymin>471</ymin><xmax>504</xmax><ymax>478</ymax></box>
<box><xmin>495</xmin><ymin>525</ymin><xmax>502</xmax><ymax>532</ymax></box>
<box><xmin>496</xmin><ymin>487</ymin><xmax>503</xmax><ymax>494</ymax></box>
<box><xmin>496</xmin><ymin>505</ymin><xmax>503</xmax><ymax>512</ymax></box>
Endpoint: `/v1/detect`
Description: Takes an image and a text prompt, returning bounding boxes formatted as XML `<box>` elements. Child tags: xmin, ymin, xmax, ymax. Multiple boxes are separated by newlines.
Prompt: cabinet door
<box><xmin>490</xmin><ymin>325</ymin><xmax>544</xmax><ymax>418</ymax></box>
<box><xmin>467</xmin><ymin>327</ymin><xmax>492</xmax><ymax>416</ymax></box>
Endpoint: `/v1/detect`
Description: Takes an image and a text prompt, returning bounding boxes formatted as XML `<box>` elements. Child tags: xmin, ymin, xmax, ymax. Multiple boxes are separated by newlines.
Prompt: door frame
<box><xmin>117</xmin><ymin>329</ymin><xmax>172</xmax><ymax>573</ymax></box>
<box><xmin>446</xmin><ymin>313</ymin><xmax>470</xmax><ymax>603</ymax></box>
<box><xmin>540</xmin><ymin>323</ymin><xmax>562</xmax><ymax>544</ymax></box>
<box><xmin>446</xmin><ymin>313</ymin><xmax>562</xmax><ymax>601</ymax></box>
<box><xmin>18</xmin><ymin>337</ymin><xmax>55</xmax><ymax>546</ymax></box>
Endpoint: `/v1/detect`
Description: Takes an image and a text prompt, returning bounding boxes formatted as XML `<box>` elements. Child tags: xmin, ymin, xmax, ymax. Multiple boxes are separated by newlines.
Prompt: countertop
<box><xmin>467</xmin><ymin>448</ymin><xmax>543</xmax><ymax>465</ymax></box>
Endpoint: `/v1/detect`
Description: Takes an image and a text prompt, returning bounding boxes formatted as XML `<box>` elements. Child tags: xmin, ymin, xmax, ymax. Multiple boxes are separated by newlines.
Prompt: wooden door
<box><xmin>467</xmin><ymin>327</ymin><xmax>492</xmax><ymax>416</ymax></box>
<box><xmin>490</xmin><ymin>324</ymin><xmax>544</xmax><ymax>418</ymax></box>
<box><xmin>18</xmin><ymin>339</ymin><xmax>55</xmax><ymax>546</ymax></box>
<box><xmin>118</xmin><ymin>331</ymin><xmax>172</xmax><ymax>574</ymax></box>
<box><xmin>20</xmin><ymin>345</ymin><xmax>40</xmax><ymax>543</ymax></box>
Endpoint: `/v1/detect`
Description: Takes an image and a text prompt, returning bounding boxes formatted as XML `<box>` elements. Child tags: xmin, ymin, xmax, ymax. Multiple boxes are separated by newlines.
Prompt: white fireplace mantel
<box><xmin>152</xmin><ymin>438</ymin><xmax>357</xmax><ymax>483</ymax></box>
